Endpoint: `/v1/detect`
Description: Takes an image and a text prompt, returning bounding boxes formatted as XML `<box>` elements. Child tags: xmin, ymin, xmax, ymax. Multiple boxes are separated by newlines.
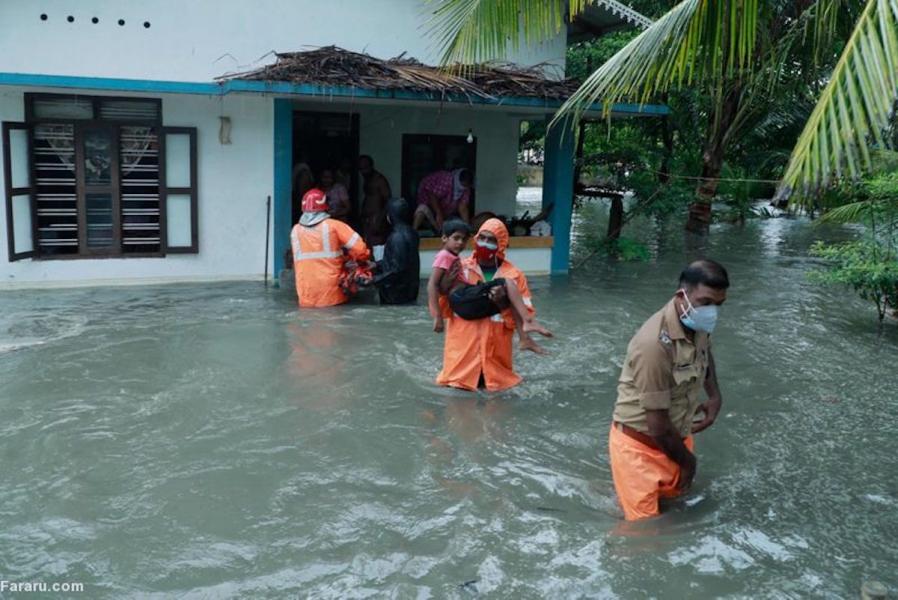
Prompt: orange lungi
<box><xmin>608</xmin><ymin>423</ymin><xmax>694</xmax><ymax>521</ymax></box>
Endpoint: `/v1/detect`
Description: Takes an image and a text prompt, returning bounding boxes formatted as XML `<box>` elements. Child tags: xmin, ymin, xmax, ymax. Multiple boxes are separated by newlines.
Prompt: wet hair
<box><xmin>458</xmin><ymin>168</ymin><xmax>474</xmax><ymax>185</ymax></box>
<box><xmin>679</xmin><ymin>259</ymin><xmax>730</xmax><ymax>290</ymax></box>
<box><xmin>442</xmin><ymin>218</ymin><xmax>471</xmax><ymax>238</ymax></box>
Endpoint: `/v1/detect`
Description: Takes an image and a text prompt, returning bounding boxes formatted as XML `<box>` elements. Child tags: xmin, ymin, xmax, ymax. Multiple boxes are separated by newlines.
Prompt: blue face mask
<box><xmin>678</xmin><ymin>289</ymin><xmax>718</xmax><ymax>333</ymax></box>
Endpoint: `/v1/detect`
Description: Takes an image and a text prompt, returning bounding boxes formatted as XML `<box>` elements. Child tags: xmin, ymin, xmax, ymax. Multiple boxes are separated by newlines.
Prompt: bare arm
<box><xmin>692</xmin><ymin>349</ymin><xmax>722</xmax><ymax>433</ymax></box>
<box><xmin>427</xmin><ymin>194</ymin><xmax>444</xmax><ymax>230</ymax></box>
<box><xmin>646</xmin><ymin>409</ymin><xmax>696</xmax><ymax>490</ymax></box>
<box><xmin>427</xmin><ymin>268</ymin><xmax>446</xmax><ymax>331</ymax></box>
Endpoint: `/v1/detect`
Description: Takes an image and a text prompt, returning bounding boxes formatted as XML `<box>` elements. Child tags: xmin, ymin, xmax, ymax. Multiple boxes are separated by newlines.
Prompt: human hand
<box><xmin>677</xmin><ymin>453</ymin><xmax>697</xmax><ymax>492</ymax></box>
<box><xmin>433</xmin><ymin>316</ymin><xmax>444</xmax><ymax>333</ymax></box>
<box><xmin>691</xmin><ymin>395</ymin><xmax>722</xmax><ymax>434</ymax></box>
<box><xmin>488</xmin><ymin>285</ymin><xmax>507</xmax><ymax>304</ymax></box>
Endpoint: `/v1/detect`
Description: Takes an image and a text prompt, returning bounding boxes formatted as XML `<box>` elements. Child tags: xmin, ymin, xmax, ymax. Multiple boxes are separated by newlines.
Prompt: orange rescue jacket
<box><xmin>291</xmin><ymin>219</ymin><xmax>370</xmax><ymax>307</ymax></box>
<box><xmin>435</xmin><ymin>257</ymin><xmax>535</xmax><ymax>391</ymax></box>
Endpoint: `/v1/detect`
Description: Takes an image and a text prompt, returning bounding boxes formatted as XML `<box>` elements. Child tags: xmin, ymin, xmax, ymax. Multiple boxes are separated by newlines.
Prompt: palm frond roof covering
<box><xmin>218</xmin><ymin>46</ymin><xmax>582</xmax><ymax>101</ymax></box>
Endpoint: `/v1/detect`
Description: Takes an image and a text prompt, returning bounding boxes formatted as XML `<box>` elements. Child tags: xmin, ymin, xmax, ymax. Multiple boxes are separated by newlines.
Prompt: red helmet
<box><xmin>302</xmin><ymin>188</ymin><xmax>328</xmax><ymax>213</ymax></box>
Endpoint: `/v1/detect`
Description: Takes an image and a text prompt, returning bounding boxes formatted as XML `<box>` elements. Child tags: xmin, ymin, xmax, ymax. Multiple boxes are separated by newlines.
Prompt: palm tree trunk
<box><xmin>686</xmin><ymin>86</ymin><xmax>742</xmax><ymax>233</ymax></box>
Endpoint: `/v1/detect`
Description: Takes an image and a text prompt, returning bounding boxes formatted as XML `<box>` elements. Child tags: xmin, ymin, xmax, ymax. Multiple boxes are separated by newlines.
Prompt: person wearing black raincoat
<box><xmin>372</xmin><ymin>197</ymin><xmax>420</xmax><ymax>304</ymax></box>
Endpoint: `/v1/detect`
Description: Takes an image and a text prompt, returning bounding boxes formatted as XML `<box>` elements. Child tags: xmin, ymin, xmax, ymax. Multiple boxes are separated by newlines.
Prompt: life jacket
<box><xmin>291</xmin><ymin>218</ymin><xmax>370</xmax><ymax>308</ymax></box>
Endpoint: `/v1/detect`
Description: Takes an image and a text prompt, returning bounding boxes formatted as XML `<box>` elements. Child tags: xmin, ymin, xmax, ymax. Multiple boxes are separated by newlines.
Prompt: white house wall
<box><xmin>0</xmin><ymin>1</ymin><xmax>566</xmax><ymax>83</ymax></box>
<box><xmin>1</xmin><ymin>88</ymin><xmax>539</xmax><ymax>286</ymax></box>
<box><xmin>0</xmin><ymin>88</ymin><xmax>274</xmax><ymax>286</ymax></box>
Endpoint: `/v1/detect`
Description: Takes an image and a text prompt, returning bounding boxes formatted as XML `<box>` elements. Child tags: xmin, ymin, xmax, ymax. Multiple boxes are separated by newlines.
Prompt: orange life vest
<box><xmin>291</xmin><ymin>219</ymin><xmax>370</xmax><ymax>308</ymax></box>
<box><xmin>435</xmin><ymin>256</ymin><xmax>535</xmax><ymax>392</ymax></box>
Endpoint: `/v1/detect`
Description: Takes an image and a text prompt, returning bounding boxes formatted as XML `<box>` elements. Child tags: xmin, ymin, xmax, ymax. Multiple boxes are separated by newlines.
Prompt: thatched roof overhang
<box><xmin>218</xmin><ymin>46</ymin><xmax>668</xmax><ymax>117</ymax></box>
<box><xmin>222</xmin><ymin>78</ymin><xmax>668</xmax><ymax>117</ymax></box>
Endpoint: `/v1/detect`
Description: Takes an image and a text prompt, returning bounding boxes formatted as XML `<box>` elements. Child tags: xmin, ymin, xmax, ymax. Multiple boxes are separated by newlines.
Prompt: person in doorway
<box><xmin>335</xmin><ymin>157</ymin><xmax>353</xmax><ymax>190</ymax></box>
<box><xmin>413</xmin><ymin>168</ymin><xmax>474</xmax><ymax>233</ymax></box>
<box><xmin>358</xmin><ymin>155</ymin><xmax>392</xmax><ymax>247</ymax></box>
<box><xmin>291</xmin><ymin>161</ymin><xmax>315</xmax><ymax>218</ymax></box>
<box><xmin>435</xmin><ymin>218</ymin><xmax>546</xmax><ymax>392</ymax></box>
<box><xmin>428</xmin><ymin>219</ymin><xmax>552</xmax><ymax>338</ymax></box>
<box><xmin>319</xmin><ymin>168</ymin><xmax>351</xmax><ymax>223</ymax></box>
<box><xmin>608</xmin><ymin>260</ymin><xmax>728</xmax><ymax>521</ymax></box>
<box><xmin>371</xmin><ymin>197</ymin><xmax>420</xmax><ymax>305</ymax></box>
<box><xmin>290</xmin><ymin>188</ymin><xmax>370</xmax><ymax>308</ymax></box>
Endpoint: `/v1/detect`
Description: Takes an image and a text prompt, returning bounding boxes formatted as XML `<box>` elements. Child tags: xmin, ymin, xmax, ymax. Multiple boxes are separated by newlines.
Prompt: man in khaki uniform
<box><xmin>609</xmin><ymin>260</ymin><xmax>728</xmax><ymax>520</ymax></box>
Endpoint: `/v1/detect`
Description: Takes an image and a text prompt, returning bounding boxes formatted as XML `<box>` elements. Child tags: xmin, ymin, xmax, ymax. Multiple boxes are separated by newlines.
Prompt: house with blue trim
<box><xmin>0</xmin><ymin>0</ymin><xmax>659</xmax><ymax>287</ymax></box>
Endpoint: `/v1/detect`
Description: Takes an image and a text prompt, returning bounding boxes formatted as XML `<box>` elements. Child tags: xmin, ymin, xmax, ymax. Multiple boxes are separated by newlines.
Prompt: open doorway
<box><xmin>291</xmin><ymin>111</ymin><xmax>360</xmax><ymax>226</ymax></box>
<box><xmin>401</xmin><ymin>133</ymin><xmax>477</xmax><ymax>218</ymax></box>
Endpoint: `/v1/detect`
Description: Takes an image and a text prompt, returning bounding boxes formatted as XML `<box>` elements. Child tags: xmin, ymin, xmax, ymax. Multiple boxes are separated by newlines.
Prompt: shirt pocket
<box><xmin>672</xmin><ymin>363</ymin><xmax>700</xmax><ymax>387</ymax></box>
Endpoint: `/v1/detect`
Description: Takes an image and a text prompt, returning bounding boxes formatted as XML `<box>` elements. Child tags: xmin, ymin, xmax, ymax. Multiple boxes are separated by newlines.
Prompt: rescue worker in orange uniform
<box><xmin>609</xmin><ymin>260</ymin><xmax>728</xmax><ymax>520</ymax></box>
<box><xmin>436</xmin><ymin>218</ymin><xmax>545</xmax><ymax>391</ymax></box>
<box><xmin>291</xmin><ymin>188</ymin><xmax>370</xmax><ymax>308</ymax></box>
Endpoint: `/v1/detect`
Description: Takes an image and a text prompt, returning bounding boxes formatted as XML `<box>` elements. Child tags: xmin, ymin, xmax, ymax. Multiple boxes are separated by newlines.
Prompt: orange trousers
<box><xmin>608</xmin><ymin>424</ymin><xmax>694</xmax><ymax>521</ymax></box>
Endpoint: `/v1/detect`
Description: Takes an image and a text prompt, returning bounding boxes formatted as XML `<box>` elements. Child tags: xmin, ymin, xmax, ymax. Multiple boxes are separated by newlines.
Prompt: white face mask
<box><xmin>678</xmin><ymin>289</ymin><xmax>718</xmax><ymax>333</ymax></box>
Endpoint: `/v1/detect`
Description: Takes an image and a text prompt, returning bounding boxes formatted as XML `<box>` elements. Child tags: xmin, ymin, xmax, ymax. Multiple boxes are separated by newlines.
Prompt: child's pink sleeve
<box><xmin>432</xmin><ymin>249</ymin><xmax>458</xmax><ymax>270</ymax></box>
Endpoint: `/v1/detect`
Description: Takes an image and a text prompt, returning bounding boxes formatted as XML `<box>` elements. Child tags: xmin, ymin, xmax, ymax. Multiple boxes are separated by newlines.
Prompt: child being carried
<box><xmin>427</xmin><ymin>219</ymin><xmax>552</xmax><ymax>346</ymax></box>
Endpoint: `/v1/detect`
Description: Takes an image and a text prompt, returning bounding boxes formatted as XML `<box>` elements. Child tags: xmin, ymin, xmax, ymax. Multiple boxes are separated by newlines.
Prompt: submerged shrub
<box><xmin>810</xmin><ymin>240</ymin><xmax>898</xmax><ymax>322</ymax></box>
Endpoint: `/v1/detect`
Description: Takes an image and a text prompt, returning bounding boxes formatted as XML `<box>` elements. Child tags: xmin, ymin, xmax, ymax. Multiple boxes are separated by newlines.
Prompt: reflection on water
<box><xmin>0</xmin><ymin>203</ymin><xmax>896</xmax><ymax>598</ymax></box>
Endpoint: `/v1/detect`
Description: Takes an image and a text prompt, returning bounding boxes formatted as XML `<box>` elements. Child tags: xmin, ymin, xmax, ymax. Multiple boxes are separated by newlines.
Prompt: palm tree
<box><xmin>429</xmin><ymin>0</ymin><xmax>898</xmax><ymax>231</ymax></box>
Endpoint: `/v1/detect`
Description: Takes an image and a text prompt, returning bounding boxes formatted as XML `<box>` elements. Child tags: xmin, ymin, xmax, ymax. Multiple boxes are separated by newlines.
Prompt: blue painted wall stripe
<box><xmin>0</xmin><ymin>72</ymin><xmax>669</xmax><ymax>115</ymax></box>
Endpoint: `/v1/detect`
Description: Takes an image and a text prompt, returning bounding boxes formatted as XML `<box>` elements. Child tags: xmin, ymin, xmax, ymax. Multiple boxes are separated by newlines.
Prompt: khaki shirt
<box><xmin>613</xmin><ymin>298</ymin><xmax>711</xmax><ymax>437</ymax></box>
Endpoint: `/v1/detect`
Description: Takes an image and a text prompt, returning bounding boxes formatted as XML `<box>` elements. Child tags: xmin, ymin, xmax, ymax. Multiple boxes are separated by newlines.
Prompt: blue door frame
<box><xmin>273</xmin><ymin>99</ymin><xmax>293</xmax><ymax>280</ymax></box>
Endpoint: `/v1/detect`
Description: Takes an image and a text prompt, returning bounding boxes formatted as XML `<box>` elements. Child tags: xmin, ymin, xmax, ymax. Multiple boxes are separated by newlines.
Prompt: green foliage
<box><xmin>609</xmin><ymin>237</ymin><xmax>651</xmax><ymax>262</ymax></box>
<box><xmin>715</xmin><ymin>164</ymin><xmax>769</xmax><ymax>222</ymax></box>
<box><xmin>566</xmin><ymin>32</ymin><xmax>639</xmax><ymax>82</ymax></box>
<box><xmin>811</xmin><ymin>170</ymin><xmax>898</xmax><ymax>321</ymax></box>
<box><xmin>433</xmin><ymin>0</ymin><xmax>897</xmax><ymax>218</ymax></box>
<box><xmin>810</xmin><ymin>240</ymin><xmax>898</xmax><ymax>321</ymax></box>
<box><xmin>519</xmin><ymin>120</ymin><xmax>545</xmax><ymax>151</ymax></box>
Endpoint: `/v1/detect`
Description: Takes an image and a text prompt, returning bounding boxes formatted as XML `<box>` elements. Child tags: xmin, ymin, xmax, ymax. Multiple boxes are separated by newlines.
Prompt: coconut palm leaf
<box><xmin>548</xmin><ymin>0</ymin><xmax>760</xmax><ymax>125</ymax></box>
<box><xmin>780</xmin><ymin>0</ymin><xmax>898</xmax><ymax>202</ymax></box>
<box><xmin>818</xmin><ymin>199</ymin><xmax>876</xmax><ymax>224</ymax></box>
<box><xmin>427</xmin><ymin>0</ymin><xmax>583</xmax><ymax>69</ymax></box>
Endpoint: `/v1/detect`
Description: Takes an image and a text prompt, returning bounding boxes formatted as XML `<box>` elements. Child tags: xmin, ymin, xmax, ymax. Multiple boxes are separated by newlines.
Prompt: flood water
<box><xmin>1</xmin><ymin>193</ymin><xmax>896</xmax><ymax>598</ymax></box>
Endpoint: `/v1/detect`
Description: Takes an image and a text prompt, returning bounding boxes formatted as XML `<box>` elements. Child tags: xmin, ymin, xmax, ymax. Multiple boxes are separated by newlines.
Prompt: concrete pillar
<box><xmin>541</xmin><ymin>115</ymin><xmax>575</xmax><ymax>274</ymax></box>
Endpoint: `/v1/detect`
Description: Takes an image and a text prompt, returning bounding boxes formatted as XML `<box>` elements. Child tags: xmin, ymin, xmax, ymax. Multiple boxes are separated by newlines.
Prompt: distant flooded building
<box><xmin>0</xmin><ymin>0</ymin><xmax>661</xmax><ymax>287</ymax></box>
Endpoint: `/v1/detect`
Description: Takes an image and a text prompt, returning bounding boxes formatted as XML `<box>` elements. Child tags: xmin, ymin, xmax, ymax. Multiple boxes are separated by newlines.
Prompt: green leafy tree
<box><xmin>428</xmin><ymin>0</ymin><xmax>897</xmax><ymax>232</ymax></box>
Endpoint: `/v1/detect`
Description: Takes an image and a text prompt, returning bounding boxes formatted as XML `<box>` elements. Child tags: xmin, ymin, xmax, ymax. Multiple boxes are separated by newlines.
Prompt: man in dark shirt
<box><xmin>372</xmin><ymin>197</ymin><xmax>420</xmax><ymax>304</ymax></box>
